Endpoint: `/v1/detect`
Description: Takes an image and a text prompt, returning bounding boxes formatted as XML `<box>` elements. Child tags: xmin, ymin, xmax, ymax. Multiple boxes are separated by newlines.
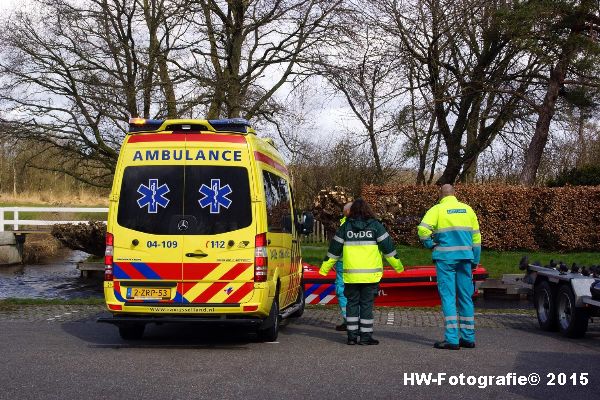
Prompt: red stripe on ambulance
<box><xmin>254</xmin><ymin>151</ymin><xmax>288</xmax><ymax>175</ymax></box>
<box><xmin>192</xmin><ymin>282</ymin><xmax>229</xmax><ymax>303</ymax></box>
<box><xmin>128</xmin><ymin>134</ymin><xmax>246</xmax><ymax>143</ymax></box>
<box><xmin>146</xmin><ymin>263</ymin><xmax>182</xmax><ymax>280</ymax></box>
<box><xmin>218</xmin><ymin>263</ymin><xmax>253</xmax><ymax>281</ymax></box>
<box><xmin>116</xmin><ymin>262</ymin><xmax>146</xmax><ymax>279</ymax></box>
<box><xmin>182</xmin><ymin>263</ymin><xmax>221</xmax><ymax>280</ymax></box>
<box><xmin>224</xmin><ymin>282</ymin><xmax>255</xmax><ymax>303</ymax></box>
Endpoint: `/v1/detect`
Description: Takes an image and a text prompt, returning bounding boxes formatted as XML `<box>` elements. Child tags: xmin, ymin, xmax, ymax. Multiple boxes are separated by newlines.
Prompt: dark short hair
<box><xmin>349</xmin><ymin>198</ymin><xmax>376</xmax><ymax>220</ymax></box>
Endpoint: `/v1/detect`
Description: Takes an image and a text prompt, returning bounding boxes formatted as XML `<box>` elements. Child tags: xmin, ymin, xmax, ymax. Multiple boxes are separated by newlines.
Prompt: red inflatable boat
<box><xmin>303</xmin><ymin>263</ymin><xmax>488</xmax><ymax>307</ymax></box>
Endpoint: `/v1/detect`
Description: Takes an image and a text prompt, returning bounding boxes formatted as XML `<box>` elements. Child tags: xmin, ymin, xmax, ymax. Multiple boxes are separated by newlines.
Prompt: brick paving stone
<box><xmin>0</xmin><ymin>305</ymin><xmax>597</xmax><ymax>332</ymax></box>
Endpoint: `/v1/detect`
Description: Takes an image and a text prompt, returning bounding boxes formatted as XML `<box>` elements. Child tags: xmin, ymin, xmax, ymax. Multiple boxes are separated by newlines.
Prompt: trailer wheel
<box><xmin>534</xmin><ymin>281</ymin><xmax>558</xmax><ymax>331</ymax></box>
<box><xmin>557</xmin><ymin>284</ymin><xmax>589</xmax><ymax>338</ymax></box>
<box><xmin>118</xmin><ymin>323</ymin><xmax>145</xmax><ymax>340</ymax></box>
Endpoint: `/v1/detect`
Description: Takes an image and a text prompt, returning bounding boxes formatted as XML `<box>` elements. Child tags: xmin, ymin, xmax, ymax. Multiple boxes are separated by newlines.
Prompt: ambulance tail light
<box><xmin>254</xmin><ymin>233</ymin><xmax>268</xmax><ymax>282</ymax></box>
<box><xmin>104</xmin><ymin>232</ymin><xmax>114</xmax><ymax>281</ymax></box>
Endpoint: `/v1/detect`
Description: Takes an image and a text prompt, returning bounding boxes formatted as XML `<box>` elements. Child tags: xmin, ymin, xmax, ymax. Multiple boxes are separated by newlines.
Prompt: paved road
<box><xmin>0</xmin><ymin>306</ymin><xmax>599</xmax><ymax>400</ymax></box>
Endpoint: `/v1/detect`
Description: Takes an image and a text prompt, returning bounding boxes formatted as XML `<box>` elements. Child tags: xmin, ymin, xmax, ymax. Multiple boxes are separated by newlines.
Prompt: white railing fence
<box><xmin>0</xmin><ymin>207</ymin><xmax>109</xmax><ymax>232</ymax></box>
<box><xmin>0</xmin><ymin>207</ymin><xmax>330</xmax><ymax>243</ymax></box>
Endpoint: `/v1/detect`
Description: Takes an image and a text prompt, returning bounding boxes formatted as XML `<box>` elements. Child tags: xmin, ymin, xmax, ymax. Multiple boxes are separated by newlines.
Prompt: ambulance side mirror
<box><xmin>297</xmin><ymin>211</ymin><xmax>314</xmax><ymax>235</ymax></box>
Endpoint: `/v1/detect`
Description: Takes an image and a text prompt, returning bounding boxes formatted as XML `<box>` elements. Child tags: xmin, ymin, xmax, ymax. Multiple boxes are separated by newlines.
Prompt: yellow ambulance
<box><xmin>98</xmin><ymin>118</ymin><xmax>312</xmax><ymax>341</ymax></box>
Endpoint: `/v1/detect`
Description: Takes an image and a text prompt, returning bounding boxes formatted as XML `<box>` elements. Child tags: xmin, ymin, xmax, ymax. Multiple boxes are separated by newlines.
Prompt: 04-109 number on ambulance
<box><xmin>147</xmin><ymin>240</ymin><xmax>178</xmax><ymax>248</ymax></box>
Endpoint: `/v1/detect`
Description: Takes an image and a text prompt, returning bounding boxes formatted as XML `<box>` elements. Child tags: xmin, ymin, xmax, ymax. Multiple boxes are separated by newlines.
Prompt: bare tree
<box><xmin>312</xmin><ymin>23</ymin><xmax>404</xmax><ymax>183</ymax></box>
<box><xmin>396</xmin><ymin>56</ymin><xmax>441</xmax><ymax>185</ymax></box>
<box><xmin>372</xmin><ymin>0</ymin><xmax>542</xmax><ymax>184</ymax></box>
<box><xmin>0</xmin><ymin>0</ymin><xmax>193</xmax><ymax>186</ymax></box>
<box><xmin>183</xmin><ymin>0</ymin><xmax>345</xmax><ymax>119</ymax></box>
<box><xmin>518</xmin><ymin>0</ymin><xmax>600</xmax><ymax>185</ymax></box>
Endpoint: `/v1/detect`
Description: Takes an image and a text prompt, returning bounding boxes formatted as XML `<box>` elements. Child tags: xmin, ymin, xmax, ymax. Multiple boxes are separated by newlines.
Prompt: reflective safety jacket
<box><xmin>320</xmin><ymin>218</ymin><xmax>404</xmax><ymax>283</ymax></box>
<box><xmin>417</xmin><ymin>195</ymin><xmax>481</xmax><ymax>263</ymax></box>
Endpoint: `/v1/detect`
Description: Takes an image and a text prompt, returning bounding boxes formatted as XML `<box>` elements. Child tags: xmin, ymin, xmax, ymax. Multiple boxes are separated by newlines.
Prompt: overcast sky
<box><xmin>0</xmin><ymin>0</ymin><xmax>363</xmax><ymax>147</ymax></box>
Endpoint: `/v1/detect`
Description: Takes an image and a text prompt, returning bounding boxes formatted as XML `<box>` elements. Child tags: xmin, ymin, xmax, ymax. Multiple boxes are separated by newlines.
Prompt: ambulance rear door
<box><xmin>179</xmin><ymin>135</ymin><xmax>257</xmax><ymax>306</ymax></box>
<box><xmin>111</xmin><ymin>136</ymin><xmax>186</xmax><ymax>305</ymax></box>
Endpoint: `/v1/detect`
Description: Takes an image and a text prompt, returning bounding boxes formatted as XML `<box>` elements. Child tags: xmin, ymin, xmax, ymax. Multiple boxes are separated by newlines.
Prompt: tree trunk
<box><xmin>519</xmin><ymin>52</ymin><xmax>571</xmax><ymax>185</ymax></box>
<box><xmin>436</xmin><ymin>132</ymin><xmax>462</xmax><ymax>184</ymax></box>
<box><xmin>427</xmin><ymin>131</ymin><xmax>442</xmax><ymax>185</ymax></box>
<box><xmin>575</xmin><ymin>111</ymin><xmax>587</xmax><ymax>167</ymax></box>
<box><xmin>157</xmin><ymin>52</ymin><xmax>177</xmax><ymax>118</ymax></box>
<box><xmin>13</xmin><ymin>162</ymin><xmax>17</xmax><ymax>196</ymax></box>
<box><xmin>368</xmin><ymin>128</ymin><xmax>384</xmax><ymax>183</ymax></box>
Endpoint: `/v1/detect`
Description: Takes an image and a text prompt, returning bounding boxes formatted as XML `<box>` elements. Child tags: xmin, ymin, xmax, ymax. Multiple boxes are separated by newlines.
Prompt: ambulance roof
<box><xmin>128</xmin><ymin>118</ymin><xmax>256</xmax><ymax>135</ymax></box>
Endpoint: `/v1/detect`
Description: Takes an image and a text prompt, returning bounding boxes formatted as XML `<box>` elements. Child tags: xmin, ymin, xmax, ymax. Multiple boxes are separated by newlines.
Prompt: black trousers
<box><xmin>344</xmin><ymin>283</ymin><xmax>378</xmax><ymax>340</ymax></box>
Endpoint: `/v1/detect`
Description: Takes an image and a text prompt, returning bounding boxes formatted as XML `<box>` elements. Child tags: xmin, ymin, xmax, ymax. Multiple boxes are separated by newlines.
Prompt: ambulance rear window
<box><xmin>117</xmin><ymin>165</ymin><xmax>252</xmax><ymax>235</ymax></box>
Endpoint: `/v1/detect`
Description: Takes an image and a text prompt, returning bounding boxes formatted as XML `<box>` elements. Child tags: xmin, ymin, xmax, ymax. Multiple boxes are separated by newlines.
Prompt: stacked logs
<box><xmin>51</xmin><ymin>221</ymin><xmax>106</xmax><ymax>257</ymax></box>
<box><xmin>312</xmin><ymin>187</ymin><xmax>354</xmax><ymax>238</ymax></box>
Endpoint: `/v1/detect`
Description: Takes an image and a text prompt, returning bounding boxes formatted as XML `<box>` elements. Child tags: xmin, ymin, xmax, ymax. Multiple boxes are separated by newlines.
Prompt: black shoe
<box><xmin>335</xmin><ymin>322</ymin><xmax>347</xmax><ymax>331</ymax></box>
<box><xmin>433</xmin><ymin>341</ymin><xmax>460</xmax><ymax>350</ymax></box>
<box><xmin>358</xmin><ymin>338</ymin><xmax>379</xmax><ymax>345</ymax></box>
<box><xmin>459</xmin><ymin>339</ymin><xmax>475</xmax><ymax>348</ymax></box>
<box><xmin>347</xmin><ymin>338</ymin><xmax>358</xmax><ymax>345</ymax></box>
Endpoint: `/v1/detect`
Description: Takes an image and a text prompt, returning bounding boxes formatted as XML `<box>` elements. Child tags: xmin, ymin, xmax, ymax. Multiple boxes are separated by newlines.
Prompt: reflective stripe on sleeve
<box><xmin>472</xmin><ymin>243</ymin><xmax>481</xmax><ymax>247</ymax></box>
<box><xmin>419</xmin><ymin>235</ymin><xmax>431</xmax><ymax>240</ymax></box>
<box><xmin>434</xmin><ymin>226</ymin><xmax>474</xmax><ymax>233</ymax></box>
<box><xmin>376</xmin><ymin>232</ymin><xmax>389</xmax><ymax>242</ymax></box>
<box><xmin>419</xmin><ymin>222</ymin><xmax>433</xmax><ymax>230</ymax></box>
<box><xmin>344</xmin><ymin>240</ymin><xmax>377</xmax><ymax>246</ymax></box>
<box><xmin>473</xmin><ymin>230</ymin><xmax>480</xmax><ymax>234</ymax></box>
<box><xmin>333</xmin><ymin>235</ymin><xmax>344</xmax><ymax>244</ymax></box>
<box><xmin>343</xmin><ymin>268</ymin><xmax>383</xmax><ymax>274</ymax></box>
<box><xmin>327</xmin><ymin>252</ymin><xmax>340</xmax><ymax>260</ymax></box>
<box><xmin>435</xmin><ymin>246</ymin><xmax>473</xmax><ymax>252</ymax></box>
<box><xmin>384</xmin><ymin>250</ymin><xmax>397</xmax><ymax>257</ymax></box>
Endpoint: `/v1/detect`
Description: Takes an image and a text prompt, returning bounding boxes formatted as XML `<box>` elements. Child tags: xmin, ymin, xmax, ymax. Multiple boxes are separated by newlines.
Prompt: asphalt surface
<box><xmin>0</xmin><ymin>307</ymin><xmax>599</xmax><ymax>400</ymax></box>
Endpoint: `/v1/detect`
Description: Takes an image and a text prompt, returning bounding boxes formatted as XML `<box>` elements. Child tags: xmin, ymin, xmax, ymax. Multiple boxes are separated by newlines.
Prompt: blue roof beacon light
<box><xmin>208</xmin><ymin>118</ymin><xmax>252</xmax><ymax>133</ymax></box>
<box><xmin>128</xmin><ymin>118</ymin><xmax>165</xmax><ymax>132</ymax></box>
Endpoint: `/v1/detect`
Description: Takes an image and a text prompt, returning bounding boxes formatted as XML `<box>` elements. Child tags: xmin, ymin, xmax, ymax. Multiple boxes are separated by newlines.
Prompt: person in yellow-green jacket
<box><xmin>418</xmin><ymin>184</ymin><xmax>481</xmax><ymax>350</ymax></box>
<box><xmin>320</xmin><ymin>198</ymin><xmax>404</xmax><ymax>345</ymax></box>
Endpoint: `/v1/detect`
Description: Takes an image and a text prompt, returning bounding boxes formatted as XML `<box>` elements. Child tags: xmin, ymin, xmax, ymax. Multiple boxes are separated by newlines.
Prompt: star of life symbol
<box><xmin>137</xmin><ymin>179</ymin><xmax>170</xmax><ymax>213</ymax></box>
<box><xmin>199</xmin><ymin>179</ymin><xmax>232</xmax><ymax>214</ymax></box>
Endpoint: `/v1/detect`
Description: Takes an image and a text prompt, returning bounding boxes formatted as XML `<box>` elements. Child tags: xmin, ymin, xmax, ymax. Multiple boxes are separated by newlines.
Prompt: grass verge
<box><xmin>301</xmin><ymin>243</ymin><xmax>600</xmax><ymax>279</ymax></box>
<box><xmin>0</xmin><ymin>298</ymin><xmax>104</xmax><ymax>306</ymax></box>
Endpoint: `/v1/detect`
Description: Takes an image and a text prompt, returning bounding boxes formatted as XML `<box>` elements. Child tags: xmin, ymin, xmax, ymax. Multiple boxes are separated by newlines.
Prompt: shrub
<box><xmin>359</xmin><ymin>185</ymin><xmax>600</xmax><ymax>251</ymax></box>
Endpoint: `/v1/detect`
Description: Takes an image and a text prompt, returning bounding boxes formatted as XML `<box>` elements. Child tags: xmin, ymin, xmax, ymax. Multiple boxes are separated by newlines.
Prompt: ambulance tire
<box><xmin>289</xmin><ymin>284</ymin><xmax>305</xmax><ymax>318</ymax></box>
<box><xmin>557</xmin><ymin>284</ymin><xmax>589</xmax><ymax>338</ymax></box>
<box><xmin>534</xmin><ymin>280</ymin><xmax>558</xmax><ymax>331</ymax></box>
<box><xmin>257</xmin><ymin>297</ymin><xmax>279</xmax><ymax>342</ymax></box>
<box><xmin>118</xmin><ymin>323</ymin><xmax>145</xmax><ymax>340</ymax></box>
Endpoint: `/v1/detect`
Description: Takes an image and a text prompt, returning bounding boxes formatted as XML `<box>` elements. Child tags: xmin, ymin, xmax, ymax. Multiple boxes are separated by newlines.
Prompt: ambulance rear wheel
<box><xmin>534</xmin><ymin>280</ymin><xmax>558</xmax><ymax>331</ymax></box>
<box><xmin>289</xmin><ymin>284</ymin><xmax>305</xmax><ymax>318</ymax></box>
<box><xmin>257</xmin><ymin>297</ymin><xmax>279</xmax><ymax>342</ymax></box>
<box><xmin>557</xmin><ymin>284</ymin><xmax>589</xmax><ymax>338</ymax></box>
<box><xmin>118</xmin><ymin>323</ymin><xmax>145</xmax><ymax>340</ymax></box>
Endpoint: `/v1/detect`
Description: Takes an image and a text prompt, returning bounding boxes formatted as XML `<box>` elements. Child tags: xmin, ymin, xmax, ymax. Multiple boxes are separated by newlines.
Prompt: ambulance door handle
<box><xmin>186</xmin><ymin>252</ymin><xmax>208</xmax><ymax>258</ymax></box>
